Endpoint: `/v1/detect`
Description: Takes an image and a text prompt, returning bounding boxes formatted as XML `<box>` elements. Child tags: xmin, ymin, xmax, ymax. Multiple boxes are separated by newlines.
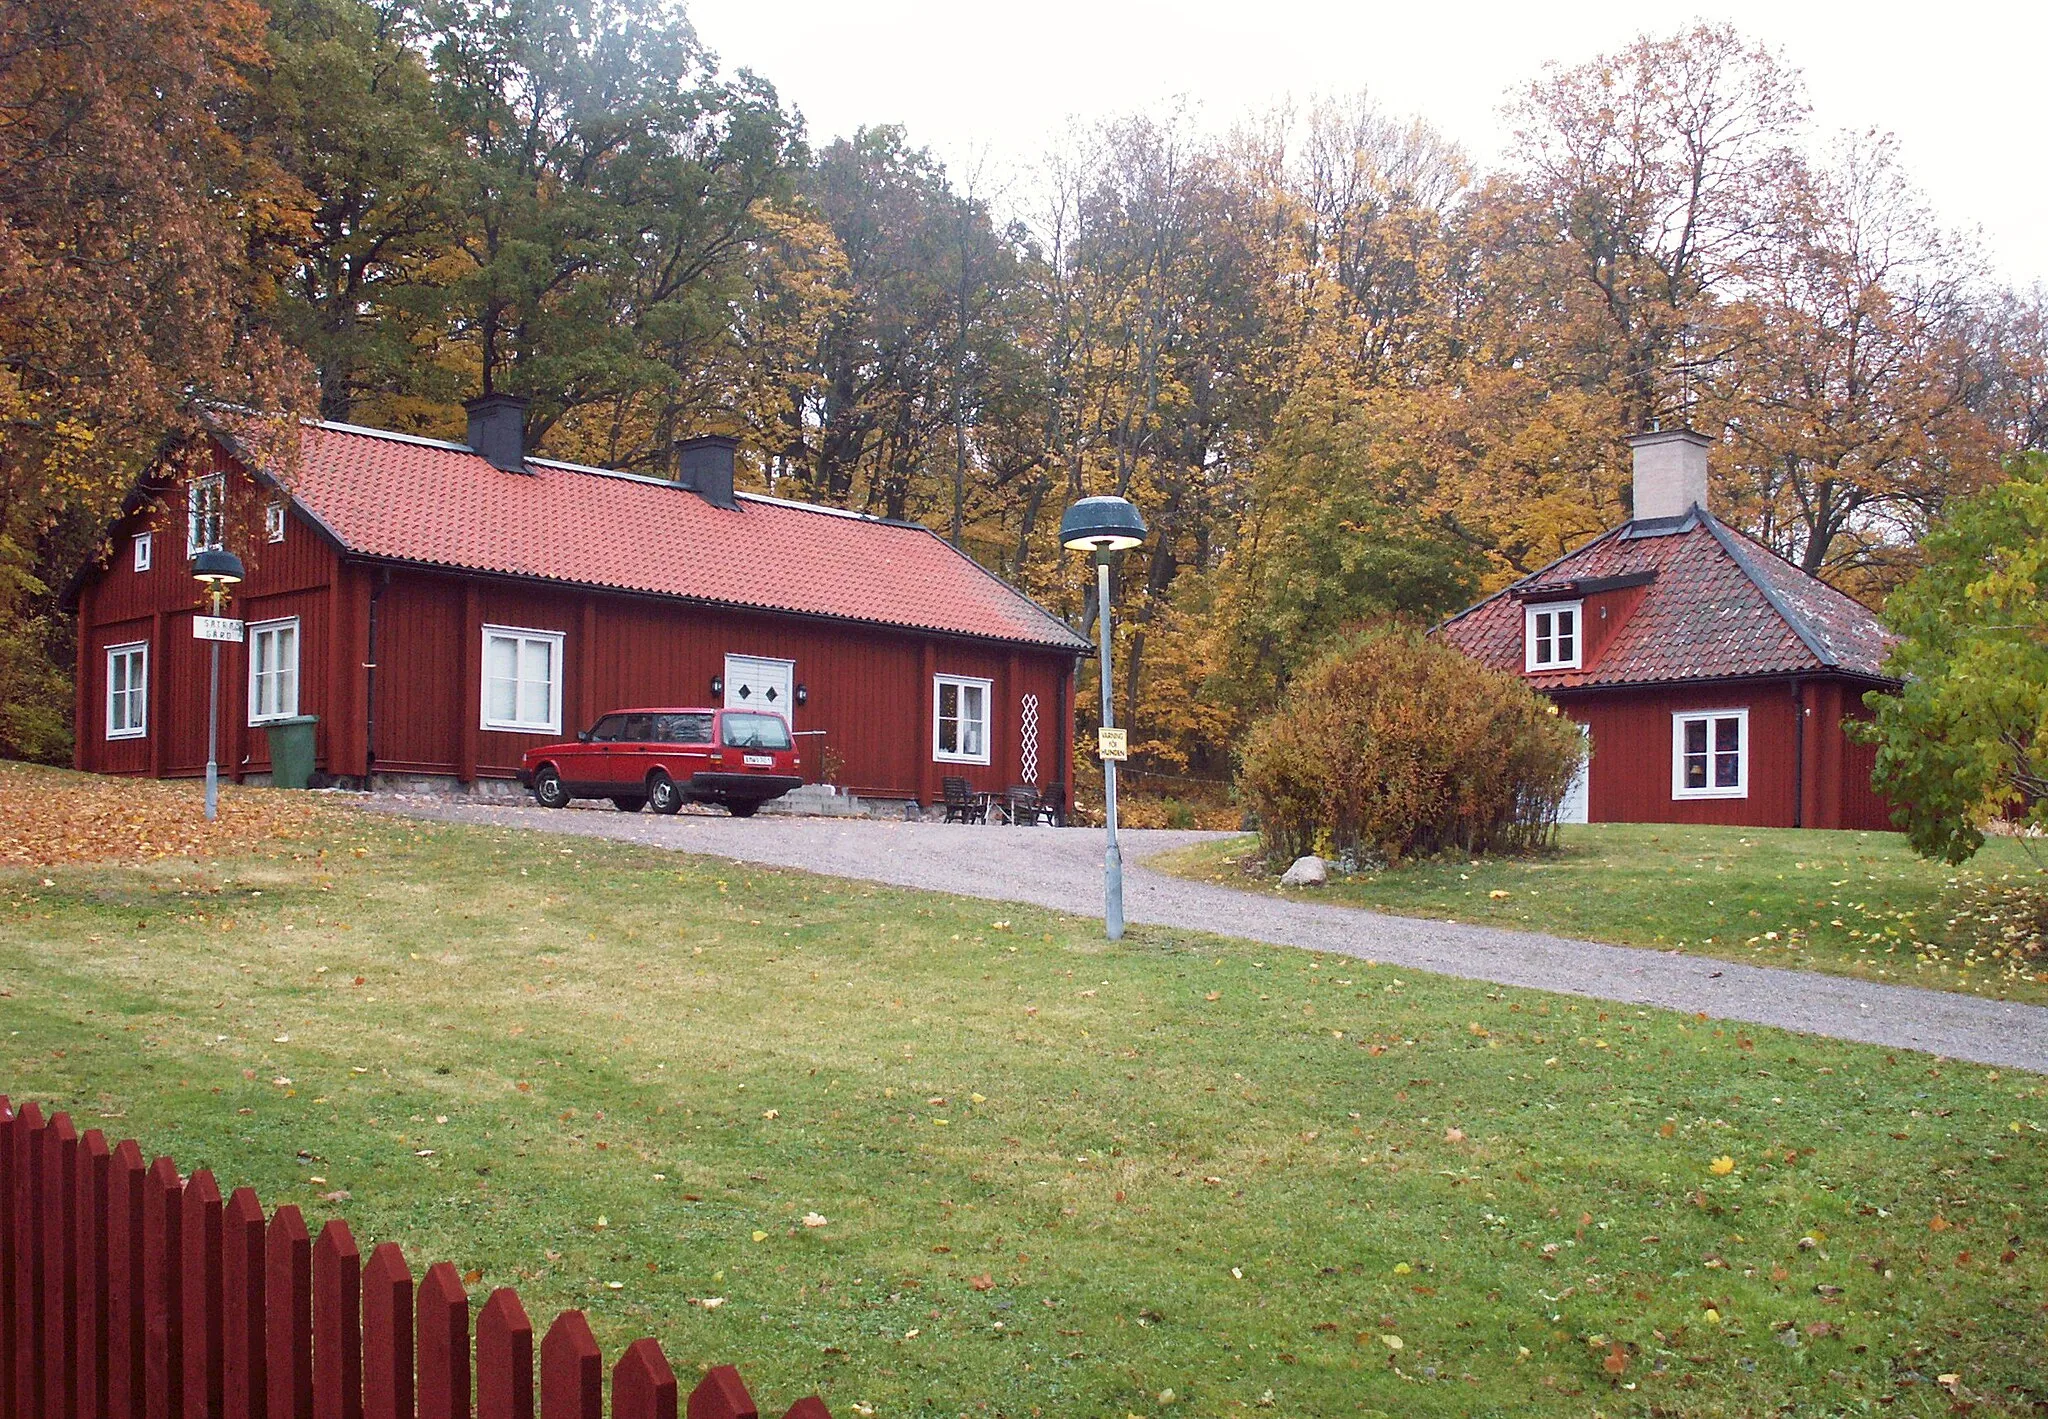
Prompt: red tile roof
<box><xmin>245</xmin><ymin>421</ymin><xmax>1089</xmax><ymax>653</ymax></box>
<box><xmin>1436</xmin><ymin>511</ymin><xmax>1896</xmax><ymax>687</ymax></box>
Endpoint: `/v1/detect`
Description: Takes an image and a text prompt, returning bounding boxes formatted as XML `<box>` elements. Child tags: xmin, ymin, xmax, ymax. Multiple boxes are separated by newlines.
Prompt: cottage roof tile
<box><xmin>1436</xmin><ymin>512</ymin><xmax>1895</xmax><ymax>687</ymax></box>
<box><xmin>246</xmin><ymin>421</ymin><xmax>1089</xmax><ymax>652</ymax></box>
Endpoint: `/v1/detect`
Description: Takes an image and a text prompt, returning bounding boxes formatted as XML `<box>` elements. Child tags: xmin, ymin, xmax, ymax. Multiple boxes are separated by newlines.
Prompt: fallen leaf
<box><xmin>802</xmin><ymin>1213</ymin><xmax>828</xmax><ymax>1228</ymax></box>
<box><xmin>970</xmin><ymin>1274</ymin><xmax>994</xmax><ymax>1291</ymax></box>
<box><xmin>1709</xmin><ymin>1156</ymin><xmax>1735</xmax><ymax>1176</ymax></box>
<box><xmin>1602</xmin><ymin>1340</ymin><xmax>1627</xmax><ymax>1375</ymax></box>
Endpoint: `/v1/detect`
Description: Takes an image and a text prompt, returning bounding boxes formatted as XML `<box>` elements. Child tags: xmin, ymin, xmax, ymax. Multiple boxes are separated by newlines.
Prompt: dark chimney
<box><xmin>465</xmin><ymin>393</ymin><xmax>530</xmax><ymax>474</ymax></box>
<box><xmin>676</xmin><ymin>435</ymin><xmax>738</xmax><ymax>509</ymax></box>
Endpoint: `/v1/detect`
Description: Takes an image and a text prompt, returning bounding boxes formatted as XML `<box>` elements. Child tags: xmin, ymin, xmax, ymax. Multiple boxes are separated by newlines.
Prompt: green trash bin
<box><xmin>264</xmin><ymin>715</ymin><xmax>320</xmax><ymax>789</ymax></box>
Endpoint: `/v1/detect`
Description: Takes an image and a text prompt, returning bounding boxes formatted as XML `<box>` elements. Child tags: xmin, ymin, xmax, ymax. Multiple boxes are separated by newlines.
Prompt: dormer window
<box><xmin>1525</xmin><ymin>600</ymin><xmax>1582</xmax><ymax>671</ymax></box>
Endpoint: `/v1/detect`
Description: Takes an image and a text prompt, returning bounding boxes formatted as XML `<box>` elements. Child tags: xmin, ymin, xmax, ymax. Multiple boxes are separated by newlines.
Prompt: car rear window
<box><xmin>721</xmin><ymin>712</ymin><xmax>791</xmax><ymax>749</ymax></box>
<box><xmin>656</xmin><ymin>712</ymin><xmax>714</xmax><ymax>744</ymax></box>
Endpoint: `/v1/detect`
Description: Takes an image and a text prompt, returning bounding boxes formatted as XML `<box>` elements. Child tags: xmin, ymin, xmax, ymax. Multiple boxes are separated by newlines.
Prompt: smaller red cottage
<box><xmin>1436</xmin><ymin>429</ymin><xmax>1900</xmax><ymax>831</ymax></box>
<box><xmin>65</xmin><ymin>397</ymin><xmax>1090</xmax><ymax>809</ymax></box>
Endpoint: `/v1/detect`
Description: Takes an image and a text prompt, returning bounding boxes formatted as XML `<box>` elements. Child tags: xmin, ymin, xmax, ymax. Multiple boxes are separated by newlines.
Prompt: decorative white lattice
<box><xmin>1020</xmin><ymin>693</ymin><xmax>1041</xmax><ymax>785</ymax></box>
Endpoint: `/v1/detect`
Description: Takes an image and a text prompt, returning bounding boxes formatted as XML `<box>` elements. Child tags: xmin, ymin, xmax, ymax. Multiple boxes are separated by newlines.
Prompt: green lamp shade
<box><xmin>1059</xmin><ymin>495</ymin><xmax>1148</xmax><ymax>552</ymax></box>
<box><xmin>192</xmin><ymin>547</ymin><xmax>246</xmax><ymax>585</ymax></box>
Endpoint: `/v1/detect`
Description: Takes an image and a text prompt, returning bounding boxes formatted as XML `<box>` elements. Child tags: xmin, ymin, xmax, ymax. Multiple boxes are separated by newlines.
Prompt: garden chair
<box><xmin>941</xmin><ymin>776</ymin><xmax>987</xmax><ymax>824</ymax></box>
<box><xmin>1038</xmin><ymin>781</ymin><xmax>1066</xmax><ymax>827</ymax></box>
<box><xmin>1001</xmin><ymin>784</ymin><xmax>1044</xmax><ymax>826</ymax></box>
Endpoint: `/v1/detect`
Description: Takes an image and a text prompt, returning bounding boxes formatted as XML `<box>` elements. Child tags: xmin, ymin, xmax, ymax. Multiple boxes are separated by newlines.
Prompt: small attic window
<box><xmin>265</xmin><ymin>500</ymin><xmax>286</xmax><ymax>544</ymax></box>
<box><xmin>1525</xmin><ymin>600</ymin><xmax>1582</xmax><ymax>672</ymax></box>
<box><xmin>132</xmin><ymin>532</ymin><xmax>152</xmax><ymax>572</ymax></box>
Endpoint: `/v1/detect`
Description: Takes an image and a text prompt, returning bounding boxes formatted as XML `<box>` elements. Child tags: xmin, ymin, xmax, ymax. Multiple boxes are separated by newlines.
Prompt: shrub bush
<box><xmin>1237</xmin><ymin>631</ymin><xmax>1585</xmax><ymax>867</ymax></box>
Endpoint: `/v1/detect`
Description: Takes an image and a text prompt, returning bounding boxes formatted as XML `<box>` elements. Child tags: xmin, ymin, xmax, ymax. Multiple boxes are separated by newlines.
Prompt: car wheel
<box><xmin>726</xmin><ymin>800</ymin><xmax>761</xmax><ymax>818</ymax></box>
<box><xmin>533</xmin><ymin>767</ymin><xmax>570</xmax><ymax>809</ymax></box>
<box><xmin>648</xmin><ymin>772</ymin><xmax>682</xmax><ymax>815</ymax></box>
<box><xmin>611</xmin><ymin>796</ymin><xmax>647</xmax><ymax>813</ymax></box>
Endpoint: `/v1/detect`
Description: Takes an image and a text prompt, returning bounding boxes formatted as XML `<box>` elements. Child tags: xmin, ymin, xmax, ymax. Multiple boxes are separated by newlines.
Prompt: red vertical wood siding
<box><xmin>75</xmin><ymin>439</ymin><xmax>347</xmax><ymax>778</ymax></box>
<box><xmin>1561</xmin><ymin>675</ymin><xmax>1897</xmax><ymax>831</ymax></box>
<box><xmin>360</xmin><ymin>569</ymin><xmax>1073</xmax><ymax>799</ymax></box>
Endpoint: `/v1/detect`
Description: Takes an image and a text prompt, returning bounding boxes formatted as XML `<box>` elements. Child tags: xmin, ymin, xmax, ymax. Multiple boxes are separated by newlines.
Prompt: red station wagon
<box><xmin>516</xmin><ymin>708</ymin><xmax>802</xmax><ymax>816</ymax></box>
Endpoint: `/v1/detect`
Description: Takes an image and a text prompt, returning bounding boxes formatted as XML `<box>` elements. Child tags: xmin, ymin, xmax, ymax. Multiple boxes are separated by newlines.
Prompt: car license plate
<box><xmin>744</xmin><ymin>754</ymin><xmax>774</xmax><ymax>767</ymax></box>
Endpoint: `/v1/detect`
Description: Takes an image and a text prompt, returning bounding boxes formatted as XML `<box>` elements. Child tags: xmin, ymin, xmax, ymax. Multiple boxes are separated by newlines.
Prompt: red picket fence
<box><xmin>0</xmin><ymin>1098</ymin><xmax>830</xmax><ymax>1419</ymax></box>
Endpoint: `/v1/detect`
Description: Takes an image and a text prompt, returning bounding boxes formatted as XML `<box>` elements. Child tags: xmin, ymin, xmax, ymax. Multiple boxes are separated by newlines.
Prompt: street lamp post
<box><xmin>193</xmin><ymin>548</ymin><xmax>246</xmax><ymax>821</ymax></box>
<box><xmin>1059</xmin><ymin>495</ymin><xmax>1148</xmax><ymax>941</ymax></box>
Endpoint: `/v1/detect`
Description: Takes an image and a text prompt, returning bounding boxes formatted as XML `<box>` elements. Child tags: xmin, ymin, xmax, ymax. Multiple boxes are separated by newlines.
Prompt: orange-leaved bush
<box><xmin>1237</xmin><ymin>632</ymin><xmax>1584</xmax><ymax>867</ymax></box>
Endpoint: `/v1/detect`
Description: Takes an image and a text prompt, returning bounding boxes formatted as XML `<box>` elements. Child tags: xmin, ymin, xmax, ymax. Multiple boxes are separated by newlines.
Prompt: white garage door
<box><xmin>724</xmin><ymin>654</ymin><xmax>794</xmax><ymax>715</ymax></box>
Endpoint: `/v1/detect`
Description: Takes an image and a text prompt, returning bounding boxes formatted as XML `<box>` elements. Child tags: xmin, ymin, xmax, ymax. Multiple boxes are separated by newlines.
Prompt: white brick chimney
<box><xmin>1627</xmin><ymin>427</ymin><xmax>1713</xmax><ymax>520</ymax></box>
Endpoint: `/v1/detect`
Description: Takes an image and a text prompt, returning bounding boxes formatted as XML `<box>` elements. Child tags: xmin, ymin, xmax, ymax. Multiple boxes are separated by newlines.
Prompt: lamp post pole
<box><xmin>1059</xmin><ymin>493</ymin><xmax>1146</xmax><ymax>943</ymax></box>
<box><xmin>193</xmin><ymin>547</ymin><xmax>246</xmax><ymax>824</ymax></box>
<box><xmin>206</xmin><ymin>627</ymin><xmax>222</xmax><ymax>821</ymax></box>
<box><xmin>1096</xmin><ymin>550</ymin><xmax>1124</xmax><ymax>940</ymax></box>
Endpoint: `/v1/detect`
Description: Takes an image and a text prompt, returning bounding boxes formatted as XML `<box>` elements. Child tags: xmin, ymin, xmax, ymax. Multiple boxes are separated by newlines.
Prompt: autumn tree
<box><xmin>0</xmin><ymin>0</ymin><xmax>309</xmax><ymax>758</ymax></box>
<box><xmin>1496</xmin><ymin>23</ymin><xmax>1808</xmax><ymax>434</ymax></box>
<box><xmin>1711</xmin><ymin>133</ymin><xmax>1999</xmax><ymax>595</ymax></box>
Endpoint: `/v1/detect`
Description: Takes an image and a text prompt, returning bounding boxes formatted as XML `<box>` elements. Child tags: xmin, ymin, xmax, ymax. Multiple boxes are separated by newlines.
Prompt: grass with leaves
<box><xmin>1150</xmin><ymin>825</ymin><xmax>2048</xmax><ymax>1007</ymax></box>
<box><xmin>3</xmin><ymin>783</ymin><xmax>2046</xmax><ymax>1418</ymax></box>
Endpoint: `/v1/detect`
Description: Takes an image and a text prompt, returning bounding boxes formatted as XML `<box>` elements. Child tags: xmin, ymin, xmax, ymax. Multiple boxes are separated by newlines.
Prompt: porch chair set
<box><xmin>941</xmin><ymin>776</ymin><xmax>1064</xmax><ymax>826</ymax></box>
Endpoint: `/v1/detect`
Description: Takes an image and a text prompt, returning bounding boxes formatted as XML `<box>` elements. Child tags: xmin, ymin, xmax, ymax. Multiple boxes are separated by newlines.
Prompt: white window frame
<box><xmin>247</xmin><ymin>616</ymin><xmax>301</xmax><ymax>725</ymax></box>
<box><xmin>932</xmin><ymin>673</ymin><xmax>992</xmax><ymax>765</ymax></box>
<box><xmin>1672</xmin><ymin>708</ymin><xmax>1749</xmax><ymax>800</ymax></box>
<box><xmin>106</xmin><ymin>641</ymin><xmax>148</xmax><ymax>740</ymax></box>
<box><xmin>188</xmin><ymin>473</ymin><xmax>225</xmax><ymax>556</ymax></box>
<box><xmin>133</xmin><ymin>532</ymin><xmax>153</xmax><ymax>572</ymax></box>
<box><xmin>481</xmin><ymin>624</ymin><xmax>564</xmax><ymax>734</ymax></box>
<box><xmin>1524</xmin><ymin>599</ymin><xmax>1583</xmax><ymax>672</ymax></box>
<box><xmin>265</xmin><ymin>501</ymin><xmax>287</xmax><ymax>544</ymax></box>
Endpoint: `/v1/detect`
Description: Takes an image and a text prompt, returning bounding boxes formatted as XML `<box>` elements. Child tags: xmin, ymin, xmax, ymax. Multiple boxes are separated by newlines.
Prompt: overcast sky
<box><xmin>688</xmin><ymin>0</ymin><xmax>2048</xmax><ymax>289</ymax></box>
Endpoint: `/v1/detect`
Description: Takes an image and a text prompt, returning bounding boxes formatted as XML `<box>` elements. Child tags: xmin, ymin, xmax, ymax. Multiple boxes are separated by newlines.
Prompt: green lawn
<box><xmin>1149</xmin><ymin>825</ymin><xmax>2048</xmax><ymax>1007</ymax></box>
<box><xmin>5</xmin><ymin>804</ymin><xmax>2046</xmax><ymax>1418</ymax></box>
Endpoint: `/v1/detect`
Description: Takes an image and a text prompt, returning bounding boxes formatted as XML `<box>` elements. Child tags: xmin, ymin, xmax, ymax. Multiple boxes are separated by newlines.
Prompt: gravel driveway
<box><xmin>377</xmin><ymin>797</ymin><xmax>2048</xmax><ymax>1074</ymax></box>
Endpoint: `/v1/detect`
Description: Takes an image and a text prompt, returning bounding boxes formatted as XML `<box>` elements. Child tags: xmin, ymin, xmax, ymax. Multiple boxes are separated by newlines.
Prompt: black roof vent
<box><xmin>677</xmin><ymin>435</ymin><xmax>738</xmax><ymax>510</ymax></box>
<box><xmin>465</xmin><ymin>393</ymin><xmax>530</xmax><ymax>474</ymax></box>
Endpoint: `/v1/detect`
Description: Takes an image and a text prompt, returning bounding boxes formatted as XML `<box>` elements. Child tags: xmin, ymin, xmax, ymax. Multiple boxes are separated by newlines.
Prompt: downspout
<box><xmin>364</xmin><ymin>567</ymin><xmax>390</xmax><ymax>788</ymax></box>
<box><xmin>1791</xmin><ymin>677</ymin><xmax>1805</xmax><ymax>829</ymax></box>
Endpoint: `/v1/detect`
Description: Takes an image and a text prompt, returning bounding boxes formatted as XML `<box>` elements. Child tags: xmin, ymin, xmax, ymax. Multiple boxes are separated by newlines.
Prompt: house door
<box><xmin>1558</xmin><ymin>723</ymin><xmax>1591</xmax><ymax>825</ymax></box>
<box><xmin>724</xmin><ymin>654</ymin><xmax>795</xmax><ymax>717</ymax></box>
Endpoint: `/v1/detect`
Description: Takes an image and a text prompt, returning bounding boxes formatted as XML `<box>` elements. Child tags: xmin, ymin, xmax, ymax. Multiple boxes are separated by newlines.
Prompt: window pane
<box><xmin>1714</xmin><ymin>717</ymin><xmax>1740</xmax><ymax>752</ymax></box>
<box><xmin>722</xmin><ymin>713</ymin><xmax>791</xmax><ymax>749</ymax></box>
<box><xmin>1684</xmin><ymin>720</ymin><xmax>1707</xmax><ymax>755</ymax></box>
<box><xmin>1684</xmin><ymin>755</ymin><xmax>1707</xmax><ymax>789</ymax></box>
<box><xmin>1715</xmin><ymin>752</ymin><xmax>1741</xmax><ymax>788</ymax></box>
<box><xmin>962</xmin><ymin>685</ymin><xmax>985</xmax><ymax>755</ymax></box>
<box><xmin>938</xmin><ymin>682</ymin><xmax>958</xmax><ymax>720</ymax></box>
<box><xmin>658</xmin><ymin>713</ymin><xmax>713</xmax><ymax>743</ymax></box>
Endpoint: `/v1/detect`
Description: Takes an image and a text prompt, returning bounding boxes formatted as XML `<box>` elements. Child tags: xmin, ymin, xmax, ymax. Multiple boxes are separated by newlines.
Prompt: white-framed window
<box><xmin>106</xmin><ymin>642</ymin><xmax>148</xmax><ymax>740</ymax></box>
<box><xmin>133</xmin><ymin>532</ymin><xmax>153</xmax><ymax>572</ymax></box>
<box><xmin>1524</xmin><ymin>600</ymin><xmax>1582</xmax><ymax>671</ymax></box>
<box><xmin>247</xmin><ymin>617</ymin><xmax>300</xmax><ymax>724</ymax></box>
<box><xmin>265</xmin><ymin>501</ymin><xmax>287</xmax><ymax>544</ymax></box>
<box><xmin>188</xmin><ymin>473</ymin><xmax>225</xmax><ymax>555</ymax></box>
<box><xmin>482</xmin><ymin>625</ymin><xmax>563</xmax><ymax>734</ymax></box>
<box><xmin>933</xmin><ymin>674</ymin><xmax>991</xmax><ymax>764</ymax></box>
<box><xmin>1673</xmin><ymin>709</ymin><xmax>1748</xmax><ymax>799</ymax></box>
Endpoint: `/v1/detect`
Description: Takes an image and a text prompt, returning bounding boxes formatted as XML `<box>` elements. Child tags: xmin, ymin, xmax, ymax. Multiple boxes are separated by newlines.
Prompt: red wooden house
<box><xmin>65</xmin><ymin>397</ymin><xmax>1089</xmax><ymax>808</ymax></box>
<box><xmin>1436</xmin><ymin>429</ymin><xmax>1900</xmax><ymax>830</ymax></box>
